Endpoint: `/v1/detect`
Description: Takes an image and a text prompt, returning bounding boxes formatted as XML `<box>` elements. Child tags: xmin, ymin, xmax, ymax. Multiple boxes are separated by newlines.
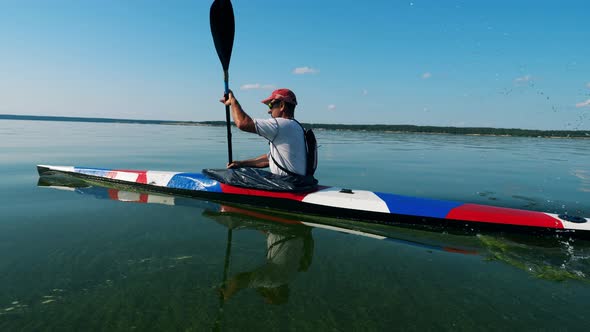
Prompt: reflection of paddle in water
<box><xmin>215</xmin><ymin>213</ymin><xmax>233</xmax><ymax>331</ymax></box>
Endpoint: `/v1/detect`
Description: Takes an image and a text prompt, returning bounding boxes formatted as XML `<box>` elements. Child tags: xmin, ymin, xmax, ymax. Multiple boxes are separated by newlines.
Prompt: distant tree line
<box><xmin>2</xmin><ymin>115</ymin><xmax>588</xmax><ymax>138</ymax></box>
<box><xmin>201</xmin><ymin>121</ymin><xmax>590</xmax><ymax>138</ymax></box>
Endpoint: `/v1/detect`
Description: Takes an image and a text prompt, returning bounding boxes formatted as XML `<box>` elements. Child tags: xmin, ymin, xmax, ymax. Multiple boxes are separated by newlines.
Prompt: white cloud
<box><xmin>362</xmin><ymin>89</ymin><xmax>368</xmax><ymax>96</ymax></box>
<box><xmin>586</xmin><ymin>82</ymin><xmax>590</xmax><ymax>89</ymax></box>
<box><xmin>293</xmin><ymin>66</ymin><xmax>318</xmax><ymax>75</ymax></box>
<box><xmin>327</xmin><ymin>104</ymin><xmax>336</xmax><ymax>110</ymax></box>
<box><xmin>514</xmin><ymin>75</ymin><xmax>532</xmax><ymax>84</ymax></box>
<box><xmin>422</xmin><ymin>72</ymin><xmax>432</xmax><ymax>79</ymax></box>
<box><xmin>240</xmin><ymin>83</ymin><xmax>275</xmax><ymax>90</ymax></box>
<box><xmin>575</xmin><ymin>99</ymin><xmax>590</xmax><ymax>108</ymax></box>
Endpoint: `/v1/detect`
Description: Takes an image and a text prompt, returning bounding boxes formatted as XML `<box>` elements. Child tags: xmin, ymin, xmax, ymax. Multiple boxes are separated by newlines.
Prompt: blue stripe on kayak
<box><xmin>74</xmin><ymin>167</ymin><xmax>112</xmax><ymax>177</ymax></box>
<box><xmin>374</xmin><ymin>192</ymin><xmax>462</xmax><ymax>219</ymax></box>
<box><xmin>167</xmin><ymin>173</ymin><xmax>222</xmax><ymax>192</ymax></box>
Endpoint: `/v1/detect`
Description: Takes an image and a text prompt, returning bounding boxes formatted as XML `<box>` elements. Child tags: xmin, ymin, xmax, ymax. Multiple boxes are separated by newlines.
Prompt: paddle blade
<box><xmin>210</xmin><ymin>0</ymin><xmax>235</xmax><ymax>72</ymax></box>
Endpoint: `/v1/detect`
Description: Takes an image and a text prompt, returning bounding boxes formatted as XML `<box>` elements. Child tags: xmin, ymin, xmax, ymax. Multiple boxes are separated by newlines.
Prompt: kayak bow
<box><xmin>37</xmin><ymin>165</ymin><xmax>590</xmax><ymax>237</ymax></box>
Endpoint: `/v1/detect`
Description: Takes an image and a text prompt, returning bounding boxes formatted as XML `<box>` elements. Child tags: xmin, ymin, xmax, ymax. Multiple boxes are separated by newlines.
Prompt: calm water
<box><xmin>1</xmin><ymin>119</ymin><xmax>590</xmax><ymax>331</ymax></box>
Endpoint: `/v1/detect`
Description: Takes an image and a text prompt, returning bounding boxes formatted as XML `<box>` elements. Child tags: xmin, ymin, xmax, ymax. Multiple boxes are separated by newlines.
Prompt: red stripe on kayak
<box><xmin>114</xmin><ymin>170</ymin><xmax>148</xmax><ymax>184</ymax></box>
<box><xmin>219</xmin><ymin>184</ymin><xmax>317</xmax><ymax>201</ymax></box>
<box><xmin>136</xmin><ymin>172</ymin><xmax>147</xmax><ymax>184</ymax></box>
<box><xmin>446</xmin><ymin>204</ymin><xmax>564</xmax><ymax>229</ymax></box>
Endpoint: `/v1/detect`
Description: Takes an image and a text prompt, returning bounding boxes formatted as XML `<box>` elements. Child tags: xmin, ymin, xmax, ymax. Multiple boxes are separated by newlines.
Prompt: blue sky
<box><xmin>1</xmin><ymin>0</ymin><xmax>589</xmax><ymax>130</ymax></box>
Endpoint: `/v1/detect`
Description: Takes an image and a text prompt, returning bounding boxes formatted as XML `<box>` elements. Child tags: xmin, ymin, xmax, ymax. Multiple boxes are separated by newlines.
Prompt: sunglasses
<box><xmin>267</xmin><ymin>100</ymin><xmax>281</xmax><ymax>110</ymax></box>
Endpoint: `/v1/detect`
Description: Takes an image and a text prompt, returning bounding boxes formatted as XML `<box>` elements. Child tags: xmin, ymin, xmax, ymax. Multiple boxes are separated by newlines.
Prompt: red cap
<box><xmin>261</xmin><ymin>88</ymin><xmax>298</xmax><ymax>106</ymax></box>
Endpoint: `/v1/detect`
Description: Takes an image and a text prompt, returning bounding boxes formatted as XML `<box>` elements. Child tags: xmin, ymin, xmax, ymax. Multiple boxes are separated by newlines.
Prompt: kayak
<box><xmin>36</xmin><ymin>164</ymin><xmax>590</xmax><ymax>237</ymax></box>
<box><xmin>37</xmin><ymin>175</ymin><xmax>480</xmax><ymax>255</ymax></box>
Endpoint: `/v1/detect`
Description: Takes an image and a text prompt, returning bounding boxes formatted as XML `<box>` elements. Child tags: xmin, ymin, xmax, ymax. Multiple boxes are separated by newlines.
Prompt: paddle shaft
<box><xmin>224</xmin><ymin>74</ymin><xmax>232</xmax><ymax>163</ymax></box>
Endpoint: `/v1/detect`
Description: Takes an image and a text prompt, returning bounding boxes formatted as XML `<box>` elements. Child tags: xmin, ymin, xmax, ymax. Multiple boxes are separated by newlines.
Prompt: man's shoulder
<box><xmin>276</xmin><ymin>118</ymin><xmax>300</xmax><ymax>127</ymax></box>
<box><xmin>255</xmin><ymin>117</ymin><xmax>299</xmax><ymax>127</ymax></box>
<box><xmin>252</xmin><ymin>118</ymin><xmax>273</xmax><ymax>128</ymax></box>
<box><xmin>254</xmin><ymin>118</ymin><xmax>278</xmax><ymax>125</ymax></box>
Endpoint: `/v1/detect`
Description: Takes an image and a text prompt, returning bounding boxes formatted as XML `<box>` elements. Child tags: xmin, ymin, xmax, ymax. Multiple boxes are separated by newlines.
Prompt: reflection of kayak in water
<box><xmin>37</xmin><ymin>164</ymin><xmax>590</xmax><ymax>238</ymax></box>
<box><xmin>37</xmin><ymin>172</ymin><xmax>478</xmax><ymax>256</ymax></box>
<box><xmin>38</xmin><ymin>171</ymin><xmax>590</xmax><ymax>282</ymax></box>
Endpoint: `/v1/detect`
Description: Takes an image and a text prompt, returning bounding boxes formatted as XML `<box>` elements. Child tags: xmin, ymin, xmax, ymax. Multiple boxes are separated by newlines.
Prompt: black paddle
<box><xmin>210</xmin><ymin>0</ymin><xmax>235</xmax><ymax>164</ymax></box>
<box><xmin>210</xmin><ymin>2</ymin><xmax>235</xmax><ymax>330</ymax></box>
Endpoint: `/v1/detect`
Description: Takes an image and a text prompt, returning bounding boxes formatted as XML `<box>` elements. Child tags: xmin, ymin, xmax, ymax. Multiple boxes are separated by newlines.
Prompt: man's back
<box><xmin>255</xmin><ymin>118</ymin><xmax>306</xmax><ymax>176</ymax></box>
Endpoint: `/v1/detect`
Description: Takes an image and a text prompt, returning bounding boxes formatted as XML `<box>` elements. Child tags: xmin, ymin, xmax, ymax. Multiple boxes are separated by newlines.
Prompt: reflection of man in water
<box><xmin>216</xmin><ymin>211</ymin><xmax>314</xmax><ymax>305</ymax></box>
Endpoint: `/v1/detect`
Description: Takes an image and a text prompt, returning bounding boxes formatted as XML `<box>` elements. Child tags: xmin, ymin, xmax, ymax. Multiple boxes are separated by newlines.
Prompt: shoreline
<box><xmin>1</xmin><ymin>114</ymin><xmax>589</xmax><ymax>139</ymax></box>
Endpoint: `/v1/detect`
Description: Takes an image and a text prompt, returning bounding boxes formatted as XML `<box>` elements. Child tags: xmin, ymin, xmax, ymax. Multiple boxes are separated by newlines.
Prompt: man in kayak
<box><xmin>219</xmin><ymin>88</ymin><xmax>307</xmax><ymax>177</ymax></box>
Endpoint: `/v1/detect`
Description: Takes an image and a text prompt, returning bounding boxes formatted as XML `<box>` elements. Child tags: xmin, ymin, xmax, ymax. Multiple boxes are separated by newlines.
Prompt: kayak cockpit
<box><xmin>203</xmin><ymin>168</ymin><xmax>318</xmax><ymax>192</ymax></box>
